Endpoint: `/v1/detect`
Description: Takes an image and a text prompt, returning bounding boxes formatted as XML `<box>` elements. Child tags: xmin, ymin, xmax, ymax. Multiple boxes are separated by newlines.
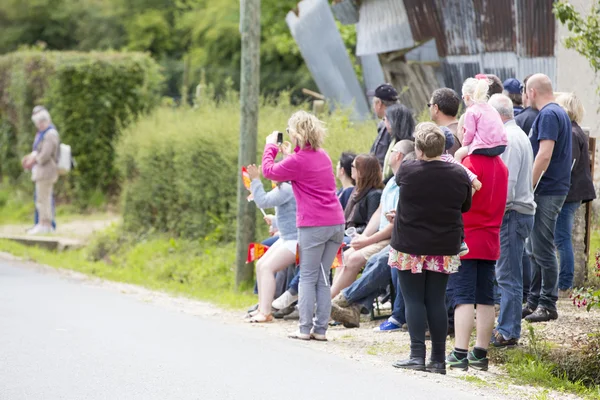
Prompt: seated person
<box><xmin>336</xmin><ymin>151</ymin><xmax>356</xmax><ymax>210</ymax></box>
<box><xmin>331</xmin><ymin>142</ymin><xmax>415</xmax><ymax>298</ymax></box>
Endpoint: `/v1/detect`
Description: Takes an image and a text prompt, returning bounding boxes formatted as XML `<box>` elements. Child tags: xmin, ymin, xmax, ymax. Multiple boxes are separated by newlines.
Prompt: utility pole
<box><xmin>235</xmin><ymin>0</ymin><xmax>260</xmax><ymax>288</ymax></box>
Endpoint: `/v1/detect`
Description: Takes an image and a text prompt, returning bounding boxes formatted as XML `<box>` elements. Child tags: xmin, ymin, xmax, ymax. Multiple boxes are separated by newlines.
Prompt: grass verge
<box><xmin>0</xmin><ymin>236</ymin><xmax>256</xmax><ymax>309</ymax></box>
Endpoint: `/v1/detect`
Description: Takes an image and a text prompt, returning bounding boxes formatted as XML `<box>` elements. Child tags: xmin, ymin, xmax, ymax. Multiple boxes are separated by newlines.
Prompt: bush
<box><xmin>117</xmin><ymin>94</ymin><xmax>376</xmax><ymax>240</ymax></box>
<box><xmin>0</xmin><ymin>50</ymin><xmax>163</xmax><ymax>207</ymax></box>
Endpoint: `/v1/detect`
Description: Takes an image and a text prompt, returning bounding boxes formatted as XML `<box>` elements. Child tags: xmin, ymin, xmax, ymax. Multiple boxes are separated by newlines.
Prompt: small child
<box><xmin>441</xmin><ymin>127</ymin><xmax>478</xmax><ymax>256</ymax></box>
<box><xmin>455</xmin><ymin>75</ymin><xmax>508</xmax><ymax>161</ymax></box>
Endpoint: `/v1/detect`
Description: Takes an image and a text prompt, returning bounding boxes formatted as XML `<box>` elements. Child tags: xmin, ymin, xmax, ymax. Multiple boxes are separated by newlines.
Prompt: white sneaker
<box><xmin>310</xmin><ymin>329</ymin><xmax>327</xmax><ymax>341</ymax></box>
<box><xmin>27</xmin><ymin>225</ymin><xmax>52</xmax><ymax>235</ymax></box>
<box><xmin>288</xmin><ymin>331</ymin><xmax>310</xmax><ymax>341</ymax></box>
<box><xmin>272</xmin><ymin>290</ymin><xmax>298</xmax><ymax>310</ymax></box>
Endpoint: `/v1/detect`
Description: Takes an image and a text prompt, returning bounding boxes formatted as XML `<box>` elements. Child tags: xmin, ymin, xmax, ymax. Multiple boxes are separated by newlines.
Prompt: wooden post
<box><xmin>235</xmin><ymin>0</ymin><xmax>260</xmax><ymax>288</ymax></box>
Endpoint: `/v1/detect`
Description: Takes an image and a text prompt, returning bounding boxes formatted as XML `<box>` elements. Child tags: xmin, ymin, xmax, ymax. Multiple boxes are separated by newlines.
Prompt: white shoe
<box><xmin>272</xmin><ymin>290</ymin><xmax>298</xmax><ymax>310</ymax></box>
<box><xmin>288</xmin><ymin>331</ymin><xmax>310</xmax><ymax>341</ymax></box>
<box><xmin>310</xmin><ymin>329</ymin><xmax>327</xmax><ymax>341</ymax></box>
<box><xmin>27</xmin><ymin>225</ymin><xmax>52</xmax><ymax>235</ymax></box>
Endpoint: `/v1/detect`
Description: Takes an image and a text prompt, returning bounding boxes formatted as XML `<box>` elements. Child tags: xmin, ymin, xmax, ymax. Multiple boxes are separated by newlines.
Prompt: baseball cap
<box><xmin>440</xmin><ymin>126</ymin><xmax>455</xmax><ymax>151</ymax></box>
<box><xmin>367</xmin><ymin>83</ymin><xmax>399</xmax><ymax>102</ymax></box>
<box><xmin>503</xmin><ymin>78</ymin><xmax>523</xmax><ymax>95</ymax></box>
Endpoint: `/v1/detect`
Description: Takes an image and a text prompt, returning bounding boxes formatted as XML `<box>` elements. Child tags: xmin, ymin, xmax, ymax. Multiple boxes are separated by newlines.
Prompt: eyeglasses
<box><xmin>427</xmin><ymin>103</ymin><xmax>433</xmax><ymax>108</ymax></box>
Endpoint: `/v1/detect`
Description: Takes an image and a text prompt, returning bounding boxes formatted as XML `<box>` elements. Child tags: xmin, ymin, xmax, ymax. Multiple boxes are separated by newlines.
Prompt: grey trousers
<box><xmin>297</xmin><ymin>224</ymin><xmax>345</xmax><ymax>335</ymax></box>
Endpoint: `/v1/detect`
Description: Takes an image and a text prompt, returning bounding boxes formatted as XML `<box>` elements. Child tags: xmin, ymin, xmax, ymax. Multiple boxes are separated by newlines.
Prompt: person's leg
<box><xmin>35</xmin><ymin>180</ymin><xmax>54</xmax><ymax>226</ymax></box>
<box><xmin>474</xmin><ymin>260</ymin><xmax>497</xmax><ymax>351</ymax></box>
<box><xmin>450</xmin><ymin>260</ymin><xmax>477</xmax><ymax>350</ymax></box>
<box><xmin>342</xmin><ymin>246</ymin><xmax>391</xmax><ymax>306</ymax></box>
<box><xmin>297</xmin><ymin>227</ymin><xmax>326</xmax><ymax>335</ymax></box>
<box><xmin>34</xmin><ymin>187</ymin><xmax>39</xmax><ymax>226</ymax></box>
<box><xmin>424</xmin><ymin>271</ymin><xmax>449</xmax><ymax>363</ymax></box>
<box><xmin>390</xmin><ymin>267</ymin><xmax>406</xmax><ymax>326</ymax></box>
<box><xmin>522</xmin><ymin>241</ymin><xmax>532</xmax><ymax>303</ymax></box>
<box><xmin>254</xmin><ymin>235</ymin><xmax>280</xmax><ymax>294</ymax></box>
<box><xmin>314</xmin><ymin>225</ymin><xmax>345</xmax><ymax>335</ymax></box>
<box><xmin>555</xmin><ymin>201</ymin><xmax>580</xmax><ymax>291</ymax></box>
<box><xmin>497</xmin><ymin>211</ymin><xmax>533</xmax><ymax>342</ymax></box>
<box><xmin>527</xmin><ymin>195</ymin><xmax>565</xmax><ymax>316</ymax></box>
<box><xmin>51</xmin><ymin>194</ymin><xmax>56</xmax><ymax>230</ymax></box>
<box><xmin>288</xmin><ymin>270</ymin><xmax>299</xmax><ymax>296</ymax></box>
<box><xmin>397</xmin><ymin>270</ymin><xmax>427</xmax><ymax>360</ymax></box>
<box><xmin>331</xmin><ymin>249</ymin><xmax>367</xmax><ymax>298</ymax></box>
<box><xmin>471</xmin><ymin>145</ymin><xmax>506</xmax><ymax>157</ymax></box>
<box><xmin>257</xmin><ymin>243</ymin><xmax>296</xmax><ymax>317</ymax></box>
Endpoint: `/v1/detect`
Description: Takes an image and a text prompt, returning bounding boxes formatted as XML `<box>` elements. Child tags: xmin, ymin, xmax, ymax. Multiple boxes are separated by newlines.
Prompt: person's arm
<box><xmin>459</xmin><ymin>159</ymin><xmax>474</xmax><ymax>213</ymax></box>
<box><xmin>352</xmin><ymin>223</ymin><xmax>393</xmax><ymax>249</ymax></box>
<box><xmin>361</xmin><ymin>204</ymin><xmax>381</xmax><ymax>237</ymax></box>
<box><xmin>262</xmin><ymin>144</ymin><xmax>301</xmax><ymax>182</ymax></box>
<box><xmin>532</xmin><ymin>140</ymin><xmax>554</xmax><ymax>189</ymax></box>
<box><xmin>365</xmin><ymin>190</ymin><xmax>382</xmax><ymax>222</ymax></box>
<box><xmin>250</xmin><ymin>180</ymin><xmax>293</xmax><ymax>209</ymax></box>
<box><xmin>35</xmin><ymin>131</ymin><xmax>58</xmax><ymax>165</ymax></box>
<box><xmin>445</xmin><ymin>154</ymin><xmax>478</xmax><ymax>181</ymax></box>
<box><xmin>462</xmin><ymin>110</ymin><xmax>477</xmax><ymax>146</ymax></box>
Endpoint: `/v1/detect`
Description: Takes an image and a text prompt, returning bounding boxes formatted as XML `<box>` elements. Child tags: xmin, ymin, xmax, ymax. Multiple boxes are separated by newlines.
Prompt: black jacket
<box><xmin>370</xmin><ymin>121</ymin><xmax>391</xmax><ymax>167</ymax></box>
<box><xmin>515</xmin><ymin>107</ymin><xmax>539</xmax><ymax>136</ymax></box>
<box><xmin>345</xmin><ymin>188</ymin><xmax>382</xmax><ymax>234</ymax></box>
<box><xmin>566</xmin><ymin>122</ymin><xmax>596</xmax><ymax>204</ymax></box>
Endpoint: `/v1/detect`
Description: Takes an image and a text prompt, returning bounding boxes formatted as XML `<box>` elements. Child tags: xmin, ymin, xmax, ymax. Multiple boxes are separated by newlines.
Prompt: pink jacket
<box><xmin>262</xmin><ymin>144</ymin><xmax>345</xmax><ymax>228</ymax></box>
<box><xmin>463</xmin><ymin>103</ymin><xmax>508</xmax><ymax>154</ymax></box>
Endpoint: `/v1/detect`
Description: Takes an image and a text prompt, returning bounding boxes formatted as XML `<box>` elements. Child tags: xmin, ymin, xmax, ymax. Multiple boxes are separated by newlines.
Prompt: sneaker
<box><xmin>490</xmin><ymin>331</ymin><xmax>518</xmax><ymax>348</ymax></box>
<box><xmin>272</xmin><ymin>290</ymin><xmax>298</xmax><ymax>310</ymax></box>
<box><xmin>288</xmin><ymin>331</ymin><xmax>310</xmax><ymax>341</ymax></box>
<box><xmin>330</xmin><ymin>300</ymin><xmax>360</xmax><ymax>328</ymax></box>
<box><xmin>273</xmin><ymin>303</ymin><xmax>296</xmax><ymax>319</ymax></box>
<box><xmin>27</xmin><ymin>224</ymin><xmax>52</xmax><ymax>235</ymax></box>
<box><xmin>392</xmin><ymin>357</ymin><xmax>426</xmax><ymax>371</ymax></box>
<box><xmin>524</xmin><ymin>306</ymin><xmax>558</xmax><ymax>323</ymax></box>
<box><xmin>446</xmin><ymin>351</ymin><xmax>469</xmax><ymax>371</ymax></box>
<box><xmin>283</xmin><ymin>306</ymin><xmax>300</xmax><ymax>321</ymax></box>
<box><xmin>373</xmin><ymin>320</ymin><xmax>402</xmax><ymax>332</ymax></box>
<box><xmin>332</xmin><ymin>292</ymin><xmax>349</xmax><ymax>307</ymax></box>
<box><xmin>467</xmin><ymin>351</ymin><xmax>489</xmax><ymax>371</ymax></box>
<box><xmin>458</xmin><ymin>241</ymin><xmax>469</xmax><ymax>257</ymax></box>
<box><xmin>310</xmin><ymin>329</ymin><xmax>327</xmax><ymax>341</ymax></box>
<box><xmin>425</xmin><ymin>360</ymin><xmax>446</xmax><ymax>375</ymax></box>
<box><xmin>522</xmin><ymin>305</ymin><xmax>535</xmax><ymax>319</ymax></box>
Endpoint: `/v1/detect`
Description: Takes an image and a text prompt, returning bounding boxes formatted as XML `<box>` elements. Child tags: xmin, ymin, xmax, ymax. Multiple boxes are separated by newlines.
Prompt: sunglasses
<box><xmin>427</xmin><ymin>103</ymin><xmax>433</xmax><ymax>108</ymax></box>
<box><xmin>351</xmin><ymin>164</ymin><xmax>356</xmax><ymax>169</ymax></box>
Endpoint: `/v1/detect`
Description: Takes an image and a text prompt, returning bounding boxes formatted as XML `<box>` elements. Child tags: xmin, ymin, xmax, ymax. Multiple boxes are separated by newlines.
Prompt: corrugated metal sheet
<box><xmin>360</xmin><ymin>54</ymin><xmax>386</xmax><ymax>102</ymax></box>
<box><xmin>286</xmin><ymin>0</ymin><xmax>371</xmax><ymax>120</ymax></box>
<box><xmin>473</xmin><ymin>0</ymin><xmax>516</xmax><ymax>52</ymax></box>
<box><xmin>402</xmin><ymin>0</ymin><xmax>446</xmax><ymax>55</ymax></box>
<box><xmin>516</xmin><ymin>0</ymin><xmax>556</xmax><ymax>57</ymax></box>
<box><xmin>331</xmin><ymin>0</ymin><xmax>359</xmax><ymax>25</ymax></box>
<box><xmin>356</xmin><ymin>0</ymin><xmax>415</xmax><ymax>56</ymax></box>
<box><xmin>518</xmin><ymin>57</ymin><xmax>556</xmax><ymax>84</ymax></box>
<box><xmin>438</xmin><ymin>0</ymin><xmax>481</xmax><ymax>56</ymax></box>
<box><xmin>405</xmin><ymin>39</ymin><xmax>440</xmax><ymax>63</ymax></box>
<box><xmin>482</xmin><ymin>52</ymin><xmax>518</xmax><ymax>81</ymax></box>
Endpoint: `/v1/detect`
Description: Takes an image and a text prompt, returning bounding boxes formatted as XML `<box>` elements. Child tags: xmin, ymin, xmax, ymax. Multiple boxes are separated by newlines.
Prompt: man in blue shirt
<box><xmin>522</xmin><ymin>74</ymin><xmax>572</xmax><ymax>323</ymax></box>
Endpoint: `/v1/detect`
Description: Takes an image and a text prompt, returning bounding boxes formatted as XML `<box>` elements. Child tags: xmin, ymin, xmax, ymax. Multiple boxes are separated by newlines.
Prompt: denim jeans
<box><xmin>522</xmin><ymin>244</ymin><xmax>532</xmax><ymax>302</ymax></box>
<box><xmin>555</xmin><ymin>201</ymin><xmax>581</xmax><ymax>290</ymax></box>
<box><xmin>343</xmin><ymin>245</ymin><xmax>391</xmax><ymax>312</ymax></box>
<box><xmin>526</xmin><ymin>195</ymin><xmax>566</xmax><ymax>312</ymax></box>
<box><xmin>390</xmin><ymin>267</ymin><xmax>406</xmax><ymax>325</ymax></box>
<box><xmin>496</xmin><ymin>211</ymin><xmax>534</xmax><ymax>339</ymax></box>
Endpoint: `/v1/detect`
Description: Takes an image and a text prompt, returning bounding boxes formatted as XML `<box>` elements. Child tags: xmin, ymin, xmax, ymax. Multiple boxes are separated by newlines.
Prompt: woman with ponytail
<box><xmin>456</xmin><ymin>75</ymin><xmax>508</xmax><ymax>161</ymax></box>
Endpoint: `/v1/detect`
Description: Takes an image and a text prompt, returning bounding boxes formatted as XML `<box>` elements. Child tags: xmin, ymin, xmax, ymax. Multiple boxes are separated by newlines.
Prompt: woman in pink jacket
<box><xmin>262</xmin><ymin>111</ymin><xmax>345</xmax><ymax>341</ymax></box>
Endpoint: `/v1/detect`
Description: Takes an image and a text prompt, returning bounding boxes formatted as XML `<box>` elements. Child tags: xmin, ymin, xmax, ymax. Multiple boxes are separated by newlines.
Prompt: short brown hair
<box><xmin>414</xmin><ymin>122</ymin><xmax>445</xmax><ymax>158</ymax></box>
<box><xmin>354</xmin><ymin>154</ymin><xmax>384</xmax><ymax>194</ymax></box>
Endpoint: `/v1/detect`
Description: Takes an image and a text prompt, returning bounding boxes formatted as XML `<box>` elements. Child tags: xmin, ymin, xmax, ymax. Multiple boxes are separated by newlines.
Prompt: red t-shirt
<box><xmin>461</xmin><ymin>155</ymin><xmax>508</xmax><ymax>261</ymax></box>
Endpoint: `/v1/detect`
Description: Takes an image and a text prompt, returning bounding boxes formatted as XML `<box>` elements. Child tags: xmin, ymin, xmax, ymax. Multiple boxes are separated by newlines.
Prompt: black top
<box><xmin>391</xmin><ymin>160</ymin><xmax>472</xmax><ymax>256</ymax></box>
<box><xmin>370</xmin><ymin>120</ymin><xmax>391</xmax><ymax>167</ymax></box>
<box><xmin>336</xmin><ymin>186</ymin><xmax>354</xmax><ymax>210</ymax></box>
<box><xmin>345</xmin><ymin>188</ymin><xmax>382</xmax><ymax>234</ymax></box>
<box><xmin>567</xmin><ymin>122</ymin><xmax>596</xmax><ymax>204</ymax></box>
<box><xmin>515</xmin><ymin>107</ymin><xmax>539</xmax><ymax>135</ymax></box>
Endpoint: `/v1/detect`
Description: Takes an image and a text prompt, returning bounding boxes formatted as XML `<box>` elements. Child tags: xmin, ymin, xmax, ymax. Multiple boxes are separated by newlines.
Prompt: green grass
<box><xmin>0</xmin><ymin>237</ymin><xmax>256</xmax><ymax>309</ymax></box>
<box><xmin>588</xmin><ymin>230</ymin><xmax>600</xmax><ymax>288</ymax></box>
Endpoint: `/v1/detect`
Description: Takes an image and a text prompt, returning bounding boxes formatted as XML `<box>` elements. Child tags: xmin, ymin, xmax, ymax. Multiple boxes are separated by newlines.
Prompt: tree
<box><xmin>554</xmin><ymin>1</ymin><xmax>600</xmax><ymax>88</ymax></box>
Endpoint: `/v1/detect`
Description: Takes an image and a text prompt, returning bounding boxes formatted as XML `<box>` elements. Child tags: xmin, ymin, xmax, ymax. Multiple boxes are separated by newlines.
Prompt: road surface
<box><xmin>0</xmin><ymin>259</ymin><xmax>487</xmax><ymax>400</ymax></box>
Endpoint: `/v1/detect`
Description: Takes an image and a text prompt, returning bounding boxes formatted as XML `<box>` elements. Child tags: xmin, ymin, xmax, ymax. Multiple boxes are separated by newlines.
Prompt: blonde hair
<box><xmin>414</xmin><ymin>122</ymin><xmax>445</xmax><ymax>158</ymax></box>
<box><xmin>462</xmin><ymin>77</ymin><xmax>489</xmax><ymax>104</ymax></box>
<box><xmin>555</xmin><ymin>92</ymin><xmax>585</xmax><ymax>124</ymax></box>
<box><xmin>287</xmin><ymin>111</ymin><xmax>326</xmax><ymax>150</ymax></box>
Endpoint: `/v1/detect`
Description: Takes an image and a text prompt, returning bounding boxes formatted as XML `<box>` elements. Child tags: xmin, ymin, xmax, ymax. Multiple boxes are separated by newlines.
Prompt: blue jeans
<box><xmin>555</xmin><ymin>201</ymin><xmax>581</xmax><ymax>290</ymax></box>
<box><xmin>496</xmin><ymin>211</ymin><xmax>534</xmax><ymax>340</ymax></box>
<box><xmin>522</xmin><ymin>246</ymin><xmax>531</xmax><ymax>302</ymax></box>
<box><xmin>390</xmin><ymin>267</ymin><xmax>406</xmax><ymax>325</ymax></box>
<box><xmin>342</xmin><ymin>246</ymin><xmax>395</xmax><ymax>313</ymax></box>
<box><xmin>526</xmin><ymin>195</ymin><xmax>566</xmax><ymax>312</ymax></box>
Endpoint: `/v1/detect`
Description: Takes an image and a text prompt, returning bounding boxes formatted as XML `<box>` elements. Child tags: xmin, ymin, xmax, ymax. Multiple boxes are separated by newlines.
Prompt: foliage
<box><xmin>571</xmin><ymin>250</ymin><xmax>600</xmax><ymax>310</ymax></box>
<box><xmin>0</xmin><ymin>236</ymin><xmax>256</xmax><ymax>309</ymax></box>
<box><xmin>117</xmin><ymin>93</ymin><xmax>375</xmax><ymax>240</ymax></box>
<box><xmin>0</xmin><ymin>50</ymin><xmax>163</xmax><ymax>207</ymax></box>
<box><xmin>0</xmin><ymin>0</ymin><xmax>360</xmax><ymax>100</ymax></box>
<box><xmin>554</xmin><ymin>1</ymin><xmax>600</xmax><ymax>90</ymax></box>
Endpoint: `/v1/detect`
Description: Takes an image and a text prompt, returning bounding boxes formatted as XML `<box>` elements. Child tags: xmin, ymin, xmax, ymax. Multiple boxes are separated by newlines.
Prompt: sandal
<box><xmin>248</xmin><ymin>312</ymin><xmax>274</xmax><ymax>323</ymax></box>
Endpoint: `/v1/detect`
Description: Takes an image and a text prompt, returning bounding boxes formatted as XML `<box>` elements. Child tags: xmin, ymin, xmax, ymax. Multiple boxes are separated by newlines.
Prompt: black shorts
<box><xmin>448</xmin><ymin>259</ymin><xmax>496</xmax><ymax>307</ymax></box>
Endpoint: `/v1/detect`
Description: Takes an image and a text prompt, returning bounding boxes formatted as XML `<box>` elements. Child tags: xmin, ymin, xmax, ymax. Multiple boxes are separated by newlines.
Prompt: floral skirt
<box><xmin>388</xmin><ymin>248</ymin><xmax>461</xmax><ymax>274</ymax></box>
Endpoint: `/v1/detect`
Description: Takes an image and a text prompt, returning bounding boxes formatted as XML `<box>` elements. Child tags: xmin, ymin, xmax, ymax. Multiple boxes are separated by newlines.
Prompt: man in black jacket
<box><xmin>369</xmin><ymin>84</ymin><xmax>400</xmax><ymax>166</ymax></box>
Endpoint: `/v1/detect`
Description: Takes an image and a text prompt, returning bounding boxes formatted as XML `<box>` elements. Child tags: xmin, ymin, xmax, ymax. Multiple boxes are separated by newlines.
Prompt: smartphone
<box><xmin>277</xmin><ymin>131</ymin><xmax>283</xmax><ymax>145</ymax></box>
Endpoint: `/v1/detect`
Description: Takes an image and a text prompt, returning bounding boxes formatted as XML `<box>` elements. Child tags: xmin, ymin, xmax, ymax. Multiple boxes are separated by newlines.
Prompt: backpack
<box><xmin>57</xmin><ymin>143</ymin><xmax>74</xmax><ymax>175</ymax></box>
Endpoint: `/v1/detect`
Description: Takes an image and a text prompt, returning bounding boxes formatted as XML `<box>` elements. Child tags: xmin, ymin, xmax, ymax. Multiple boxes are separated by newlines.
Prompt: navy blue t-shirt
<box><xmin>337</xmin><ymin>186</ymin><xmax>354</xmax><ymax>210</ymax></box>
<box><xmin>529</xmin><ymin>103</ymin><xmax>572</xmax><ymax>196</ymax></box>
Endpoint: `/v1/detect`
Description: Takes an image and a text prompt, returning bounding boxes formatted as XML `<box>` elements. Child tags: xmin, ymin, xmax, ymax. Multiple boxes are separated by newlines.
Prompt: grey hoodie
<box><xmin>500</xmin><ymin>120</ymin><xmax>536</xmax><ymax>215</ymax></box>
<box><xmin>250</xmin><ymin>180</ymin><xmax>298</xmax><ymax>240</ymax></box>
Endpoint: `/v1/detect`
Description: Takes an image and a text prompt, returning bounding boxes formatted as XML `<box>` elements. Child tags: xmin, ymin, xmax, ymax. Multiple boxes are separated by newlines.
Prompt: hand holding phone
<box><xmin>277</xmin><ymin>131</ymin><xmax>283</xmax><ymax>145</ymax></box>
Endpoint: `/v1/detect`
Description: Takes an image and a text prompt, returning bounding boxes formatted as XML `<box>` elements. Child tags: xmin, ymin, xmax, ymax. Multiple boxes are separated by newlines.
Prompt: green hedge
<box><xmin>117</xmin><ymin>96</ymin><xmax>375</xmax><ymax>240</ymax></box>
<box><xmin>0</xmin><ymin>51</ymin><xmax>163</xmax><ymax>207</ymax></box>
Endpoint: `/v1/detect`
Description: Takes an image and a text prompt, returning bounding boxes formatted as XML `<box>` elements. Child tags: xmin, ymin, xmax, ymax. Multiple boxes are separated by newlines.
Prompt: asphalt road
<box><xmin>0</xmin><ymin>260</ymin><xmax>485</xmax><ymax>400</ymax></box>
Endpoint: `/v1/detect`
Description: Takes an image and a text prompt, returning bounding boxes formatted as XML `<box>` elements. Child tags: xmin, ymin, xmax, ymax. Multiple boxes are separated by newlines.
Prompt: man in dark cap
<box><xmin>368</xmin><ymin>83</ymin><xmax>400</xmax><ymax>166</ymax></box>
<box><xmin>503</xmin><ymin>78</ymin><xmax>524</xmax><ymax>116</ymax></box>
